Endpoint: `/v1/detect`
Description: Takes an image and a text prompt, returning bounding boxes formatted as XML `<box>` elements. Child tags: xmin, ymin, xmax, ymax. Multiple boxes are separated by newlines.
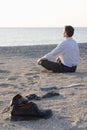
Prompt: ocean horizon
<box><xmin>0</xmin><ymin>27</ymin><xmax>87</xmax><ymax>47</ymax></box>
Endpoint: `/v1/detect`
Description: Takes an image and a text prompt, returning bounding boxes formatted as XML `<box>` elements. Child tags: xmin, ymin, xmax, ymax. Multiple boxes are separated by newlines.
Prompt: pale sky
<box><xmin>0</xmin><ymin>0</ymin><xmax>87</xmax><ymax>27</ymax></box>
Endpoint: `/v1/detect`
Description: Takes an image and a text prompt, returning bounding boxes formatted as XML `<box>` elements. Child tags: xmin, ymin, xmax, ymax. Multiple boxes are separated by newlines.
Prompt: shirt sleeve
<box><xmin>44</xmin><ymin>42</ymin><xmax>65</xmax><ymax>60</ymax></box>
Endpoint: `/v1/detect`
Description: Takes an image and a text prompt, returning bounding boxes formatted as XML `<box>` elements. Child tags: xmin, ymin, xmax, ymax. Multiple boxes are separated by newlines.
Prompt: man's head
<box><xmin>63</xmin><ymin>25</ymin><xmax>74</xmax><ymax>37</ymax></box>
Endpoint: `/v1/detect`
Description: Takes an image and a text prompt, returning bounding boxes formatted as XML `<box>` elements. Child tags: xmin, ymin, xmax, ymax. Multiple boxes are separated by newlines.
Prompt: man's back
<box><xmin>59</xmin><ymin>37</ymin><xmax>80</xmax><ymax>67</ymax></box>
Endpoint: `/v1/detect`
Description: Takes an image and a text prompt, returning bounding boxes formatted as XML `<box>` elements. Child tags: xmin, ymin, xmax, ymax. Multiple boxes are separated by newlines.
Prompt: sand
<box><xmin>0</xmin><ymin>43</ymin><xmax>87</xmax><ymax>130</ymax></box>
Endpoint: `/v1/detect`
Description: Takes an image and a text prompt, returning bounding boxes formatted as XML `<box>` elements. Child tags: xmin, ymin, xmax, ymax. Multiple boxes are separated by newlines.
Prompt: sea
<box><xmin>0</xmin><ymin>27</ymin><xmax>87</xmax><ymax>47</ymax></box>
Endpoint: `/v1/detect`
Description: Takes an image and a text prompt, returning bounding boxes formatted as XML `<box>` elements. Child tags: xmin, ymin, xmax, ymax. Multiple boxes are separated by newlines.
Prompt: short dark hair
<box><xmin>65</xmin><ymin>25</ymin><xmax>74</xmax><ymax>37</ymax></box>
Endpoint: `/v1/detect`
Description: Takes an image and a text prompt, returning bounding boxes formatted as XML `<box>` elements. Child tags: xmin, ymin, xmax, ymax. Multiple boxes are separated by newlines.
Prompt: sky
<box><xmin>0</xmin><ymin>0</ymin><xmax>87</xmax><ymax>27</ymax></box>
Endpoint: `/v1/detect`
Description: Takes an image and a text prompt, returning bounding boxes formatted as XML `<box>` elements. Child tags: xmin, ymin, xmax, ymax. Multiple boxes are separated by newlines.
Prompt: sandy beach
<box><xmin>0</xmin><ymin>43</ymin><xmax>87</xmax><ymax>130</ymax></box>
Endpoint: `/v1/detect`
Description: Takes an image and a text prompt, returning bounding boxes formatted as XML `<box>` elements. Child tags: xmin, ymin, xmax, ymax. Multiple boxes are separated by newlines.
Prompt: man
<box><xmin>37</xmin><ymin>25</ymin><xmax>80</xmax><ymax>73</ymax></box>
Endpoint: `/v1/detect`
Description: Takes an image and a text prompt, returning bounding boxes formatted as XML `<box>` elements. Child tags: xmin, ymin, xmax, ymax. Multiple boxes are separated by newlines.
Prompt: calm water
<box><xmin>0</xmin><ymin>27</ymin><xmax>87</xmax><ymax>46</ymax></box>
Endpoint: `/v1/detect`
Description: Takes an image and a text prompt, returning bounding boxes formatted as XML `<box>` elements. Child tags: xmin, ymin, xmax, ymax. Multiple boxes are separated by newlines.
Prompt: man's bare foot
<box><xmin>40</xmin><ymin>69</ymin><xmax>53</xmax><ymax>73</ymax></box>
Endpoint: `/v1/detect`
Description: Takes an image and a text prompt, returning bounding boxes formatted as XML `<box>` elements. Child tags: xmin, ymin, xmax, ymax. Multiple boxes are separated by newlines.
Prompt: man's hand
<box><xmin>55</xmin><ymin>57</ymin><xmax>61</xmax><ymax>63</ymax></box>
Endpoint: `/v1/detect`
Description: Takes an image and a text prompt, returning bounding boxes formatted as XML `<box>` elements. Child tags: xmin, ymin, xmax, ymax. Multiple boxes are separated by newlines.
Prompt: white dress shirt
<box><xmin>44</xmin><ymin>37</ymin><xmax>80</xmax><ymax>67</ymax></box>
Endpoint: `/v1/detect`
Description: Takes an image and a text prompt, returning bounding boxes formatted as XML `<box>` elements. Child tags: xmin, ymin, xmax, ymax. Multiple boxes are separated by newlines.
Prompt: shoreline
<box><xmin>0</xmin><ymin>42</ymin><xmax>86</xmax><ymax>58</ymax></box>
<box><xmin>0</xmin><ymin>42</ymin><xmax>87</xmax><ymax>47</ymax></box>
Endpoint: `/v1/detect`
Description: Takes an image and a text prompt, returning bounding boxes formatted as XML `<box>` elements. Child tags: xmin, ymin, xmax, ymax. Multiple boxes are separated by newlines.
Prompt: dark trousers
<box><xmin>40</xmin><ymin>60</ymin><xmax>76</xmax><ymax>73</ymax></box>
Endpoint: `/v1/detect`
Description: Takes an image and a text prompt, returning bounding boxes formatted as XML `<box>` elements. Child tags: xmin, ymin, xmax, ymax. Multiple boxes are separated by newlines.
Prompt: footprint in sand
<box><xmin>0</xmin><ymin>70</ymin><xmax>10</xmax><ymax>74</ymax></box>
<box><xmin>0</xmin><ymin>77</ymin><xmax>7</xmax><ymax>79</ymax></box>
<box><xmin>0</xmin><ymin>83</ymin><xmax>17</xmax><ymax>88</ymax></box>
<box><xmin>0</xmin><ymin>63</ymin><xmax>4</xmax><ymax>65</ymax></box>
<box><xmin>8</xmin><ymin>76</ymin><xmax>19</xmax><ymax>81</ymax></box>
